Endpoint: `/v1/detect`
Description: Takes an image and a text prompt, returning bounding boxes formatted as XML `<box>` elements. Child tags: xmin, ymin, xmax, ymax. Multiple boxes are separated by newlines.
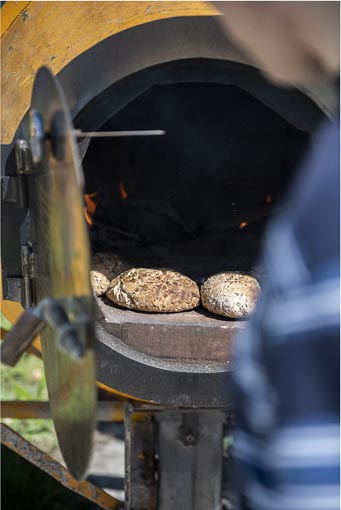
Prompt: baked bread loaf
<box><xmin>90</xmin><ymin>270</ymin><xmax>111</xmax><ymax>297</ymax></box>
<box><xmin>90</xmin><ymin>253</ymin><xmax>131</xmax><ymax>296</ymax></box>
<box><xmin>201</xmin><ymin>272</ymin><xmax>260</xmax><ymax>318</ymax></box>
<box><xmin>106</xmin><ymin>268</ymin><xmax>200</xmax><ymax>312</ymax></box>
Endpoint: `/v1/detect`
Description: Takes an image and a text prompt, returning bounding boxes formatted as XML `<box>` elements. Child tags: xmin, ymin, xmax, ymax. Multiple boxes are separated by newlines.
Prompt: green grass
<box><xmin>0</xmin><ymin>316</ymin><xmax>103</xmax><ymax>508</ymax></box>
<box><xmin>1</xmin><ymin>353</ymin><xmax>58</xmax><ymax>453</ymax></box>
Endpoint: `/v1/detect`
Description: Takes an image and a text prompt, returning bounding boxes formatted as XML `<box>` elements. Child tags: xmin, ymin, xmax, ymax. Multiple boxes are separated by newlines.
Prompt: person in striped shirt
<box><xmin>213</xmin><ymin>3</ymin><xmax>340</xmax><ymax>509</ymax></box>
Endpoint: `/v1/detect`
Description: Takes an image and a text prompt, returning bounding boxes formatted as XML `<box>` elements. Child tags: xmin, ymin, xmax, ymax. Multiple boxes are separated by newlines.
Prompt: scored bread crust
<box><xmin>201</xmin><ymin>272</ymin><xmax>260</xmax><ymax>318</ymax></box>
<box><xmin>106</xmin><ymin>268</ymin><xmax>200</xmax><ymax>313</ymax></box>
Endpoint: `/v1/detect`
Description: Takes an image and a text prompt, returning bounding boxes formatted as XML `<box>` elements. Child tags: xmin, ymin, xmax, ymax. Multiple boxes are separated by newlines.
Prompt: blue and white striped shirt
<box><xmin>233</xmin><ymin>119</ymin><xmax>340</xmax><ymax>510</ymax></box>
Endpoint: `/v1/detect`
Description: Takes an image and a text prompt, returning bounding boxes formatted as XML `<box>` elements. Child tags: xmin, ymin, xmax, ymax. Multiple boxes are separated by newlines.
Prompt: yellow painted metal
<box><xmin>1</xmin><ymin>400</ymin><xmax>125</xmax><ymax>421</ymax></box>
<box><xmin>1</xmin><ymin>300</ymin><xmax>42</xmax><ymax>354</ymax></box>
<box><xmin>1</xmin><ymin>400</ymin><xmax>51</xmax><ymax>419</ymax></box>
<box><xmin>96</xmin><ymin>381</ymin><xmax>151</xmax><ymax>403</ymax></box>
<box><xmin>1</xmin><ymin>423</ymin><xmax>122</xmax><ymax>509</ymax></box>
<box><xmin>0</xmin><ymin>267</ymin><xmax>42</xmax><ymax>354</ymax></box>
<box><xmin>1</xmin><ymin>0</ymin><xmax>219</xmax><ymax>403</ymax></box>
<box><xmin>1</xmin><ymin>1</ymin><xmax>218</xmax><ymax>143</ymax></box>
<box><xmin>1</xmin><ymin>1</ymin><xmax>30</xmax><ymax>36</ymax></box>
<box><xmin>96</xmin><ymin>401</ymin><xmax>125</xmax><ymax>422</ymax></box>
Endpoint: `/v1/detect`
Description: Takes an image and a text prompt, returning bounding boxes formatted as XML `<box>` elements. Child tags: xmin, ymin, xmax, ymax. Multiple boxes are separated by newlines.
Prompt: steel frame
<box><xmin>1</xmin><ymin>423</ymin><xmax>122</xmax><ymax>510</ymax></box>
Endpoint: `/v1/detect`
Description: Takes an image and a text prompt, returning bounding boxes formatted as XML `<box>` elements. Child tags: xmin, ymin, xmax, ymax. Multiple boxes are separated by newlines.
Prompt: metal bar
<box><xmin>0</xmin><ymin>309</ymin><xmax>45</xmax><ymax>366</ymax></box>
<box><xmin>72</xmin><ymin>129</ymin><xmax>165</xmax><ymax>138</ymax></box>
<box><xmin>1</xmin><ymin>401</ymin><xmax>50</xmax><ymax>419</ymax></box>
<box><xmin>27</xmin><ymin>343</ymin><xmax>43</xmax><ymax>358</ymax></box>
<box><xmin>21</xmin><ymin>245</ymin><xmax>32</xmax><ymax>308</ymax></box>
<box><xmin>1</xmin><ymin>400</ymin><xmax>124</xmax><ymax>422</ymax></box>
<box><xmin>124</xmin><ymin>403</ymin><xmax>156</xmax><ymax>510</ymax></box>
<box><xmin>157</xmin><ymin>411</ymin><xmax>226</xmax><ymax>510</ymax></box>
<box><xmin>96</xmin><ymin>401</ymin><xmax>124</xmax><ymax>422</ymax></box>
<box><xmin>1</xmin><ymin>424</ymin><xmax>122</xmax><ymax>510</ymax></box>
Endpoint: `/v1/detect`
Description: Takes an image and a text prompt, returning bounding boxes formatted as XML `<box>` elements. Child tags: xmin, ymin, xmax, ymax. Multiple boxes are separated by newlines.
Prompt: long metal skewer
<box><xmin>72</xmin><ymin>129</ymin><xmax>165</xmax><ymax>138</ymax></box>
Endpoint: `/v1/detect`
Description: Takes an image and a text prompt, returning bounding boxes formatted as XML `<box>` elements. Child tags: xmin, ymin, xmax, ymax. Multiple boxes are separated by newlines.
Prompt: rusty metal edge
<box><xmin>0</xmin><ymin>423</ymin><xmax>122</xmax><ymax>509</ymax></box>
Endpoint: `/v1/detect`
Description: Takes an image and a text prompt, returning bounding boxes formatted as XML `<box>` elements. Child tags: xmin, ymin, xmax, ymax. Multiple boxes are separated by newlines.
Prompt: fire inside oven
<box><xmin>77</xmin><ymin>61</ymin><xmax>310</xmax><ymax>362</ymax></box>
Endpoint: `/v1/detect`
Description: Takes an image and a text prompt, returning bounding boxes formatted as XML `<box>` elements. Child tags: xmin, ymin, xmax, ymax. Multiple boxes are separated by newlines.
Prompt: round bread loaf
<box><xmin>90</xmin><ymin>270</ymin><xmax>111</xmax><ymax>297</ymax></box>
<box><xmin>201</xmin><ymin>272</ymin><xmax>260</xmax><ymax>318</ymax></box>
<box><xmin>106</xmin><ymin>268</ymin><xmax>200</xmax><ymax>312</ymax></box>
<box><xmin>90</xmin><ymin>253</ymin><xmax>131</xmax><ymax>296</ymax></box>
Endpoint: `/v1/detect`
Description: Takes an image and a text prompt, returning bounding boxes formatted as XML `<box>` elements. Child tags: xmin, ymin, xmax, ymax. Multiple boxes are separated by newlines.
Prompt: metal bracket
<box><xmin>124</xmin><ymin>402</ymin><xmax>157</xmax><ymax>510</ymax></box>
<box><xmin>181</xmin><ymin>412</ymin><xmax>199</xmax><ymax>446</ymax></box>
<box><xmin>1</xmin><ymin>140</ymin><xmax>32</xmax><ymax>207</ymax></box>
<box><xmin>1</xmin><ymin>173</ymin><xmax>29</xmax><ymax>209</ymax></box>
<box><xmin>1</xmin><ymin>176</ymin><xmax>18</xmax><ymax>203</ymax></box>
<box><xmin>4</xmin><ymin>277</ymin><xmax>23</xmax><ymax>303</ymax></box>
<box><xmin>157</xmin><ymin>410</ymin><xmax>226</xmax><ymax>510</ymax></box>
<box><xmin>1</xmin><ymin>297</ymin><xmax>91</xmax><ymax>367</ymax></box>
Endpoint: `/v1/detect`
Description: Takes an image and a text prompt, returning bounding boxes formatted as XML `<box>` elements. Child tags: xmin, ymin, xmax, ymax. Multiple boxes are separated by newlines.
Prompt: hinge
<box><xmin>1</xmin><ymin>176</ymin><xmax>18</xmax><ymax>203</ymax></box>
<box><xmin>0</xmin><ymin>139</ymin><xmax>32</xmax><ymax>208</ymax></box>
<box><xmin>15</xmin><ymin>139</ymin><xmax>33</xmax><ymax>175</ymax></box>
<box><xmin>4</xmin><ymin>278</ymin><xmax>23</xmax><ymax>304</ymax></box>
<box><xmin>21</xmin><ymin>244</ymin><xmax>35</xmax><ymax>308</ymax></box>
<box><xmin>15</xmin><ymin>139</ymin><xmax>33</xmax><ymax>210</ymax></box>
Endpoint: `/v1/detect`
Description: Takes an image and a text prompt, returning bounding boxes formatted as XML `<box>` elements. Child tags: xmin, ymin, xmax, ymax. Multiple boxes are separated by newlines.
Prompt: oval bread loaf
<box><xmin>201</xmin><ymin>272</ymin><xmax>260</xmax><ymax>318</ymax></box>
<box><xmin>106</xmin><ymin>268</ymin><xmax>200</xmax><ymax>312</ymax></box>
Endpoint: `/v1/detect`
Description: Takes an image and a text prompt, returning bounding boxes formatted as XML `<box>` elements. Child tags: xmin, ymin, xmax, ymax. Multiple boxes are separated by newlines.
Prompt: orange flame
<box><xmin>266</xmin><ymin>194</ymin><xmax>272</xmax><ymax>204</ymax></box>
<box><xmin>84</xmin><ymin>192</ymin><xmax>97</xmax><ymax>226</ymax></box>
<box><xmin>239</xmin><ymin>221</ymin><xmax>248</xmax><ymax>229</ymax></box>
<box><xmin>119</xmin><ymin>181</ymin><xmax>128</xmax><ymax>200</ymax></box>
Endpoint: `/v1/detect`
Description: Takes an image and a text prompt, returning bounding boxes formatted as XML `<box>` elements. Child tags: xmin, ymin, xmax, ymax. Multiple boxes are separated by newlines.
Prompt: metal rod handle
<box><xmin>1</xmin><ymin>309</ymin><xmax>44</xmax><ymax>367</ymax></box>
<box><xmin>72</xmin><ymin>129</ymin><xmax>165</xmax><ymax>138</ymax></box>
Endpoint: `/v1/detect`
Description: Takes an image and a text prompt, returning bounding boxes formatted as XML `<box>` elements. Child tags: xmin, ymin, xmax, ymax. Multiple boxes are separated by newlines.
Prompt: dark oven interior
<box><xmin>78</xmin><ymin>58</ymin><xmax>318</xmax><ymax>364</ymax></box>
<box><xmin>81</xmin><ymin>61</ymin><xmax>309</xmax><ymax>291</ymax></box>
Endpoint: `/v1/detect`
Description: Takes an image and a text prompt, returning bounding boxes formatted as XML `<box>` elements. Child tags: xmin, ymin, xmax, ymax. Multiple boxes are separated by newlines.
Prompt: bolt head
<box><xmin>29</xmin><ymin>109</ymin><xmax>44</xmax><ymax>165</ymax></box>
